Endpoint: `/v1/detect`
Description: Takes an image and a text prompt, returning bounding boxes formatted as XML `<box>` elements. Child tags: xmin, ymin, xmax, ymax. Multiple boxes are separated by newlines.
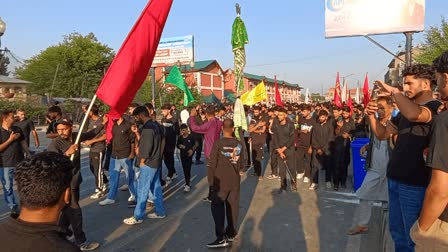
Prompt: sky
<box><xmin>2</xmin><ymin>0</ymin><xmax>447</xmax><ymax>93</ymax></box>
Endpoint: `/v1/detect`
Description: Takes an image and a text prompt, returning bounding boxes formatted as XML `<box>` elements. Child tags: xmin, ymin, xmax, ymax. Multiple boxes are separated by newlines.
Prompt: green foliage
<box><xmin>0</xmin><ymin>54</ymin><xmax>10</xmax><ymax>75</ymax></box>
<box><xmin>415</xmin><ymin>17</ymin><xmax>448</xmax><ymax>64</ymax></box>
<box><xmin>15</xmin><ymin>32</ymin><xmax>114</xmax><ymax>97</ymax></box>
<box><xmin>160</xmin><ymin>85</ymin><xmax>203</xmax><ymax>109</ymax></box>
<box><xmin>0</xmin><ymin>100</ymin><xmax>46</xmax><ymax>120</ymax></box>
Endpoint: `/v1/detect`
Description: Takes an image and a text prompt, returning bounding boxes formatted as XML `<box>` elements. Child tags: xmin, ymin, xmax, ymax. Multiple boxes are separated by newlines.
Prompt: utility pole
<box><xmin>404</xmin><ymin>32</ymin><xmax>413</xmax><ymax>68</ymax></box>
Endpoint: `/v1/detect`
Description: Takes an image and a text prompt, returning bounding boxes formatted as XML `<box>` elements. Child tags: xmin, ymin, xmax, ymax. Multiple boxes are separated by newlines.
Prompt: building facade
<box><xmin>0</xmin><ymin>75</ymin><xmax>30</xmax><ymax>101</ymax></box>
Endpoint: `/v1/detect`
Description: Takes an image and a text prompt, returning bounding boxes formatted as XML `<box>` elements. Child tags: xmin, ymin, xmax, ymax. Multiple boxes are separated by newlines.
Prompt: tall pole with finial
<box><xmin>232</xmin><ymin>3</ymin><xmax>248</xmax><ymax>97</ymax></box>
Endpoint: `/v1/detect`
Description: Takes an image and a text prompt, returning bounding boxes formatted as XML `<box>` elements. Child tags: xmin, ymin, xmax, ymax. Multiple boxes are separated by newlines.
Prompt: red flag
<box><xmin>274</xmin><ymin>75</ymin><xmax>284</xmax><ymax>107</ymax></box>
<box><xmin>333</xmin><ymin>72</ymin><xmax>342</xmax><ymax>107</ymax></box>
<box><xmin>363</xmin><ymin>73</ymin><xmax>370</xmax><ymax>107</ymax></box>
<box><xmin>95</xmin><ymin>0</ymin><xmax>173</xmax><ymax>141</ymax></box>
<box><xmin>348</xmin><ymin>90</ymin><xmax>353</xmax><ymax>115</ymax></box>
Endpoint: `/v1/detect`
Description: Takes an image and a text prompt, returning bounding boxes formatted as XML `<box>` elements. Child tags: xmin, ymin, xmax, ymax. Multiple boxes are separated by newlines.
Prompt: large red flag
<box><xmin>363</xmin><ymin>73</ymin><xmax>370</xmax><ymax>107</ymax></box>
<box><xmin>333</xmin><ymin>72</ymin><xmax>342</xmax><ymax>107</ymax></box>
<box><xmin>96</xmin><ymin>0</ymin><xmax>173</xmax><ymax>141</ymax></box>
<box><xmin>274</xmin><ymin>75</ymin><xmax>284</xmax><ymax>107</ymax></box>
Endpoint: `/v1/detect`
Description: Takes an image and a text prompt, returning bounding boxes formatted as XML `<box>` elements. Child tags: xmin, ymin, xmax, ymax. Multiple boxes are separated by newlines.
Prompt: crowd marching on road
<box><xmin>0</xmin><ymin>52</ymin><xmax>448</xmax><ymax>251</ymax></box>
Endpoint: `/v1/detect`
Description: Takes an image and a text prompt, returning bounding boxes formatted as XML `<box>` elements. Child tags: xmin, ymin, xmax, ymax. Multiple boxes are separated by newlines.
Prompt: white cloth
<box><xmin>356</xmin><ymin>135</ymin><xmax>389</xmax><ymax>202</ymax></box>
<box><xmin>180</xmin><ymin>109</ymin><xmax>189</xmax><ymax>125</ymax></box>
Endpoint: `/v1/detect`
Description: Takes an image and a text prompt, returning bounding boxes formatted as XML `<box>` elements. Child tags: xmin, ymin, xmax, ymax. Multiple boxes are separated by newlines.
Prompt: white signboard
<box><xmin>325</xmin><ymin>0</ymin><xmax>425</xmax><ymax>38</ymax></box>
<box><xmin>152</xmin><ymin>35</ymin><xmax>194</xmax><ymax>67</ymax></box>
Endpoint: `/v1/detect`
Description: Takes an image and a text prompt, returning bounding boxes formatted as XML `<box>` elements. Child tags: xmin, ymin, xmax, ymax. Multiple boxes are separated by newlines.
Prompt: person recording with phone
<box><xmin>365</xmin><ymin>64</ymin><xmax>440</xmax><ymax>251</ymax></box>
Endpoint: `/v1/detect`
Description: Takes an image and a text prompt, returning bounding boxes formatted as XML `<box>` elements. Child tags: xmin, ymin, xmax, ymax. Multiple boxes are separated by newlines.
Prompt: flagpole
<box><xmin>70</xmin><ymin>94</ymin><xmax>98</xmax><ymax>161</ymax></box>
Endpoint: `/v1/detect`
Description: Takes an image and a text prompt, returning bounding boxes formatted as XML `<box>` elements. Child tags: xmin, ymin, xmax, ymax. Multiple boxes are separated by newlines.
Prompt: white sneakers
<box><xmin>147</xmin><ymin>213</ymin><xmax>166</xmax><ymax>219</ymax></box>
<box><xmin>128</xmin><ymin>195</ymin><xmax>136</xmax><ymax>202</ymax></box>
<box><xmin>99</xmin><ymin>198</ymin><xmax>115</xmax><ymax>206</ymax></box>
<box><xmin>184</xmin><ymin>185</ymin><xmax>191</xmax><ymax>193</ymax></box>
<box><xmin>309</xmin><ymin>183</ymin><xmax>317</xmax><ymax>190</ymax></box>
<box><xmin>303</xmin><ymin>177</ymin><xmax>310</xmax><ymax>183</ymax></box>
<box><xmin>90</xmin><ymin>191</ymin><xmax>103</xmax><ymax>199</ymax></box>
<box><xmin>296</xmin><ymin>173</ymin><xmax>305</xmax><ymax>180</ymax></box>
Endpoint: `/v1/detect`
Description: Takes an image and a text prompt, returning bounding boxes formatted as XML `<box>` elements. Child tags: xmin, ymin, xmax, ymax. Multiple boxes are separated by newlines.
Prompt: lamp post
<box><xmin>0</xmin><ymin>17</ymin><xmax>6</xmax><ymax>51</ymax></box>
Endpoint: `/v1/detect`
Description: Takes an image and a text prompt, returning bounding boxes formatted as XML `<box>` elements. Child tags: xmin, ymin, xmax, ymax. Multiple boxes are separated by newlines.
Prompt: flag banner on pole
<box><xmin>341</xmin><ymin>79</ymin><xmax>347</xmax><ymax>103</ymax></box>
<box><xmin>363</xmin><ymin>73</ymin><xmax>370</xmax><ymax>107</ymax></box>
<box><xmin>233</xmin><ymin>98</ymin><xmax>248</xmax><ymax>139</ymax></box>
<box><xmin>95</xmin><ymin>0</ymin><xmax>172</xmax><ymax>141</ymax></box>
<box><xmin>333</xmin><ymin>72</ymin><xmax>342</xmax><ymax>108</ymax></box>
<box><xmin>304</xmin><ymin>88</ymin><xmax>310</xmax><ymax>104</ymax></box>
<box><xmin>274</xmin><ymin>76</ymin><xmax>284</xmax><ymax>107</ymax></box>
<box><xmin>355</xmin><ymin>87</ymin><xmax>360</xmax><ymax>104</ymax></box>
<box><xmin>241</xmin><ymin>81</ymin><xmax>267</xmax><ymax>105</ymax></box>
<box><xmin>165</xmin><ymin>65</ymin><xmax>195</xmax><ymax>106</ymax></box>
<box><xmin>348</xmin><ymin>91</ymin><xmax>353</xmax><ymax>115</ymax></box>
<box><xmin>232</xmin><ymin>15</ymin><xmax>249</xmax><ymax>95</ymax></box>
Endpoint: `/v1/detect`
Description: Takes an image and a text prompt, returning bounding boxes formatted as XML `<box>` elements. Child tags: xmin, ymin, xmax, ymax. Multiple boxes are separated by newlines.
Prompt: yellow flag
<box><xmin>241</xmin><ymin>81</ymin><xmax>267</xmax><ymax>105</ymax></box>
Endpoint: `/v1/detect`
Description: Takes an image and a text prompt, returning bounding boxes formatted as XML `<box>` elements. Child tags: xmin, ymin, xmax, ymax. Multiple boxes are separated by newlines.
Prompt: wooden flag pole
<box><xmin>70</xmin><ymin>94</ymin><xmax>98</xmax><ymax>161</ymax></box>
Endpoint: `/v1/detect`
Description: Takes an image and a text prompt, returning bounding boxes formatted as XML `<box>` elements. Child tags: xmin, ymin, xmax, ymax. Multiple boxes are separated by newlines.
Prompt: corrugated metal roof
<box><xmin>0</xmin><ymin>75</ymin><xmax>32</xmax><ymax>84</ymax></box>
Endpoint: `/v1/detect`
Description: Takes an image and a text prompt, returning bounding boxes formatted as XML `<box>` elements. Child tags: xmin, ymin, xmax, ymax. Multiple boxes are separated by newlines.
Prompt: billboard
<box><xmin>152</xmin><ymin>35</ymin><xmax>194</xmax><ymax>67</ymax></box>
<box><xmin>325</xmin><ymin>0</ymin><xmax>425</xmax><ymax>38</ymax></box>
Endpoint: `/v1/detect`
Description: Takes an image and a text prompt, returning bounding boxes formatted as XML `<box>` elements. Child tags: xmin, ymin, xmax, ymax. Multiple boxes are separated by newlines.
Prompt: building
<box><xmin>153</xmin><ymin>60</ymin><xmax>225</xmax><ymax>102</ymax></box>
<box><xmin>384</xmin><ymin>48</ymin><xmax>421</xmax><ymax>87</ymax></box>
<box><xmin>224</xmin><ymin>72</ymin><xmax>303</xmax><ymax>104</ymax></box>
<box><xmin>0</xmin><ymin>75</ymin><xmax>30</xmax><ymax>101</ymax></box>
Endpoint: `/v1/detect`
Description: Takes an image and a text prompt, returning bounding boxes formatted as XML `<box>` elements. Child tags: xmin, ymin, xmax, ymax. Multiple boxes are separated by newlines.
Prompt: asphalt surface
<box><xmin>0</xmin><ymin>131</ymin><xmax>392</xmax><ymax>252</ymax></box>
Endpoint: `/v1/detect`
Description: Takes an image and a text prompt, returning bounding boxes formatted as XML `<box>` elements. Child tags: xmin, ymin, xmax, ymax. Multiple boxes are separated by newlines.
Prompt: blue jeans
<box><xmin>134</xmin><ymin>165</ymin><xmax>165</xmax><ymax>220</ymax></box>
<box><xmin>0</xmin><ymin>167</ymin><xmax>17</xmax><ymax>210</ymax></box>
<box><xmin>388</xmin><ymin>179</ymin><xmax>426</xmax><ymax>252</ymax></box>
<box><xmin>133</xmin><ymin>161</ymin><xmax>155</xmax><ymax>202</ymax></box>
<box><xmin>107</xmin><ymin>158</ymin><xmax>137</xmax><ymax>200</ymax></box>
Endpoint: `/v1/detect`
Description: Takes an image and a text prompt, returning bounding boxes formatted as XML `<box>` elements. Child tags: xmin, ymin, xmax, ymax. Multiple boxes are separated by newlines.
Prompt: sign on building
<box><xmin>325</xmin><ymin>0</ymin><xmax>425</xmax><ymax>38</ymax></box>
<box><xmin>152</xmin><ymin>35</ymin><xmax>194</xmax><ymax>67</ymax></box>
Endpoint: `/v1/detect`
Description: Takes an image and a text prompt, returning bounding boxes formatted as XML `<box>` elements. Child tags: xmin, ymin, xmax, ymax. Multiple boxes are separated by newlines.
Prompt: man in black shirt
<box><xmin>411</xmin><ymin>52</ymin><xmax>448</xmax><ymax>250</ymax></box>
<box><xmin>47</xmin><ymin>117</ymin><xmax>103</xmax><ymax>251</ymax></box>
<box><xmin>177</xmin><ymin>124</ymin><xmax>198</xmax><ymax>192</ymax></box>
<box><xmin>366</xmin><ymin>64</ymin><xmax>441</xmax><ymax>251</ymax></box>
<box><xmin>83</xmin><ymin>105</ymin><xmax>108</xmax><ymax>199</ymax></box>
<box><xmin>295</xmin><ymin>105</ymin><xmax>314</xmax><ymax>183</ymax></box>
<box><xmin>99</xmin><ymin>115</ymin><xmax>137</xmax><ymax>206</ymax></box>
<box><xmin>248</xmin><ymin>106</ymin><xmax>267</xmax><ymax>179</ymax></box>
<box><xmin>161</xmin><ymin>103</ymin><xmax>179</xmax><ymax>182</ymax></box>
<box><xmin>310</xmin><ymin>110</ymin><xmax>334</xmax><ymax>190</ymax></box>
<box><xmin>14</xmin><ymin>108</ymin><xmax>39</xmax><ymax>148</ymax></box>
<box><xmin>333</xmin><ymin>106</ymin><xmax>355</xmax><ymax>190</ymax></box>
<box><xmin>46</xmin><ymin>105</ymin><xmax>63</xmax><ymax>139</ymax></box>
<box><xmin>272</xmin><ymin>107</ymin><xmax>296</xmax><ymax>193</ymax></box>
<box><xmin>0</xmin><ymin>110</ymin><xmax>29</xmax><ymax>217</ymax></box>
<box><xmin>207</xmin><ymin>119</ymin><xmax>242</xmax><ymax>248</ymax></box>
<box><xmin>124</xmin><ymin>106</ymin><xmax>166</xmax><ymax>225</ymax></box>
<box><xmin>0</xmin><ymin>152</ymin><xmax>81</xmax><ymax>252</ymax></box>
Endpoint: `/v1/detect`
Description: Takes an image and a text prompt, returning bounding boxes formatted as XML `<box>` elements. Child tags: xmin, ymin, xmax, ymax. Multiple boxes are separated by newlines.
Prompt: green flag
<box><xmin>165</xmin><ymin>65</ymin><xmax>195</xmax><ymax>106</ymax></box>
<box><xmin>232</xmin><ymin>16</ymin><xmax>248</xmax><ymax>95</ymax></box>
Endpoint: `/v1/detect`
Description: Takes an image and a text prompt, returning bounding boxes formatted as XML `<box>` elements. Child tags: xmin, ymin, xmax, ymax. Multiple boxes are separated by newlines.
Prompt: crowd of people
<box><xmin>1</xmin><ymin>51</ymin><xmax>448</xmax><ymax>251</ymax></box>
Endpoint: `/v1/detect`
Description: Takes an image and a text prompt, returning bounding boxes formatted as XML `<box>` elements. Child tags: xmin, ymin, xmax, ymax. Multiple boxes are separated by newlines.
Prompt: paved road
<box><xmin>0</xmin><ymin>131</ymin><xmax>390</xmax><ymax>252</ymax></box>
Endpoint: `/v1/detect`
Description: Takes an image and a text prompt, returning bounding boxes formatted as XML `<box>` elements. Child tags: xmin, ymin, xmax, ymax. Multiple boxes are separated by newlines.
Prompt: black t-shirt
<box><xmin>138</xmin><ymin>120</ymin><xmax>163</xmax><ymax>168</ymax></box>
<box><xmin>272</xmin><ymin>121</ymin><xmax>295</xmax><ymax>151</ymax></box>
<box><xmin>14</xmin><ymin>119</ymin><xmax>35</xmax><ymax>145</ymax></box>
<box><xmin>426</xmin><ymin>110</ymin><xmax>448</xmax><ymax>222</ymax></box>
<box><xmin>0</xmin><ymin>126</ymin><xmax>25</xmax><ymax>167</ymax></box>
<box><xmin>161</xmin><ymin>117</ymin><xmax>179</xmax><ymax>147</ymax></box>
<box><xmin>387</xmin><ymin>100</ymin><xmax>441</xmax><ymax>187</ymax></box>
<box><xmin>249</xmin><ymin>114</ymin><xmax>267</xmax><ymax>145</ymax></box>
<box><xmin>87</xmin><ymin>117</ymin><xmax>106</xmax><ymax>153</ymax></box>
<box><xmin>177</xmin><ymin>134</ymin><xmax>197</xmax><ymax>157</ymax></box>
<box><xmin>111</xmin><ymin>119</ymin><xmax>135</xmax><ymax>159</ymax></box>
<box><xmin>208</xmin><ymin>137</ymin><xmax>242</xmax><ymax>191</ymax></box>
<box><xmin>0</xmin><ymin>217</ymin><xmax>80</xmax><ymax>252</ymax></box>
<box><xmin>297</xmin><ymin>117</ymin><xmax>315</xmax><ymax>148</ymax></box>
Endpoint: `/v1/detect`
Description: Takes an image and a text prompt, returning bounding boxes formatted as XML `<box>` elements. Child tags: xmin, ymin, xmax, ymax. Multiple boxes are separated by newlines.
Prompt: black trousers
<box><xmin>311</xmin><ymin>150</ymin><xmax>329</xmax><ymax>184</ymax></box>
<box><xmin>89</xmin><ymin>151</ymin><xmax>108</xmax><ymax>190</ymax></box>
<box><xmin>244</xmin><ymin>137</ymin><xmax>251</xmax><ymax>167</ymax></box>
<box><xmin>296</xmin><ymin>147</ymin><xmax>312</xmax><ymax>177</ymax></box>
<box><xmin>210</xmin><ymin>189</ymin><xmax>240</xmax><ymax>240</ymax></box>
<box><xmin>163</xmin><ymin>144</ymin><xmax>176</xmax><ymax>177</ymax></box>
<box><xmin>276</xmin><ymin>150</ymin><xmax>296</xmax><ymax>190</ymax></box>
<box><xmin>60</xmin><ymin>188</ymin><xmax>86</xmax><ymax>245</ymax></box>
<box><xmin>333</xmin><ymin>138</ymin><xmax>351</xmax><ymax>187</ymax></box>
<box><xmin>270</xmin><ymin>147</ymin><xmax>279</xmax><ymax>176</ymax></box>
<box><xmin>180</xmin><ymin>155</ymin><xmax>192</xmax><ymax>186</ymax></box>
<box><xmin>192</xmin><ymin>133</ymin><xmax>203</xmax><ymax>161</ymax></box>
<box><xmin>252</xmin><ymin>143</ymin><xmax>264</xmax><ymax>176</ymax></box>
<box><xmin>103</xmin><ymin>143</ymin><xmax>112</xmax><ymax>175</ymax></box>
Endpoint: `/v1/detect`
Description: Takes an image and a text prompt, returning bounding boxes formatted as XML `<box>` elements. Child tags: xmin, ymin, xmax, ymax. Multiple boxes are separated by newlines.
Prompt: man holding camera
<box><xmin>366</xmin><ymin>64</ymin><xmax>440</xmax><ymax>251</ymax></box>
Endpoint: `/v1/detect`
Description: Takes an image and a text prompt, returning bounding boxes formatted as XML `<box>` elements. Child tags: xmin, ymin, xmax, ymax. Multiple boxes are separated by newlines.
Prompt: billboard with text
<box><xmin>152</xmin><ymin>35</ymin><xmax>194</xmax><ymax>67</ymax></box>
<box><xmin>325</xmin><ymin>0</ymin><xmax>425</xmax><ymax>38</ymax></box>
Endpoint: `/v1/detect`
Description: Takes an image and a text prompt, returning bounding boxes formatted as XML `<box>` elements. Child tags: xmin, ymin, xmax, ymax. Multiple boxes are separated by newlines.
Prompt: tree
<box><xmin>16</xmin><ymin>32</ymin><xmax>114</xmax><ymax>97</ymax></box>
<box><xmin>0</xmin><ymin>54</ymin><xmax>10</xmax><ymax>75</ymax></box>
<box><xmin>415</xmin><ymin>17</ymin><xmax>448</xmax><ymax>64</ymax></box>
